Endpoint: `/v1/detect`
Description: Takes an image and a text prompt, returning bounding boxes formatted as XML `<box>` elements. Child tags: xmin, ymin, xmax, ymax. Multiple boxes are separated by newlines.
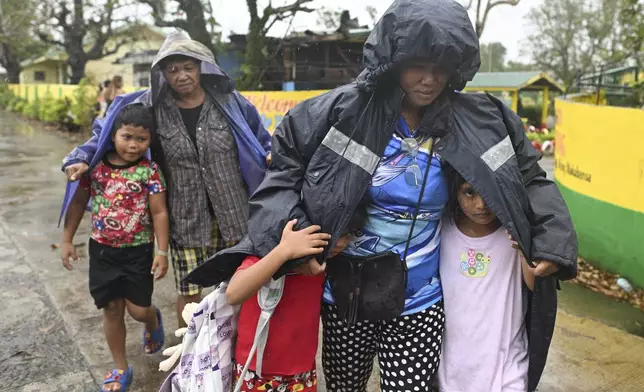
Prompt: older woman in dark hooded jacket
<box><xmin>190</xmin><ymin>0</ymin><xmax>577</xmax><ymax>391</ymax></box>
<box><xmin>61</xmin><ymin>31</ymin><xmax>272</xmax><ymax>332</ymax></box>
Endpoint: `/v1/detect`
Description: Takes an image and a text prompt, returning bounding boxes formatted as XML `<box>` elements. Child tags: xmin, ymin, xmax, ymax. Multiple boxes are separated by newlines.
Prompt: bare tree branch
<box><xmin>261</xmin><ymin>0</ymin><xmax>314</xmax><ymax>34</ymax></box>
<box><xmin>482</xmin><ymin>0</ymin><xmax>521</xmax><ymax>28</ymax></box>
<box><xmin>136</xmin><ymin>0</ymin><xmax>217</xmax><ymax>55</ymax></box>
<box><xmin>35</xmin><ymin>31</ymin><xmax>66</xmax><ymax>47</ymax></box>
<box><xmin>474</xmin><ymin>0</ymin><xmax>521</xmax><ymax>38</ymax></box>
<box><xmin>267</xmin><ymin>0</ymin><xmax>315</xmax><ymax>17</ymax></box>
<box><xmin>94</xmin><ymin>35</ymin><xmax>130</xmax><ymax>59</ymax></box>
<box><xmin>154</xmin><ymin>18</ymin><xmax>189</xmax><ymax>29</ymax></box>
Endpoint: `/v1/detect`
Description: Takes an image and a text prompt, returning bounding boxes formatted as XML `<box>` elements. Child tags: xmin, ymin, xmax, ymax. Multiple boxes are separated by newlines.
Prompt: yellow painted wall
<box><xmin>555</xmin><ymin>99</ymin><xmax>644</xmax><ymax>213</ymax></box>
<box><xmin>555</xmin><ymin>98</ymin><xmax>644</xmax><ymax>287</ymax></box>
<box><xmin>85</xmin><ymin>37</ymin><xmax>164</xmax><ymax>87</ymax></box>
<box><xmin>620</xmin><ymin>70</ymin><xmax>643</xmax><ymax>85</ymax></box>
<box><xmin>8</xmin><ymin>84</ymin><xmax>323</xmax><ymax>131</ymax></box>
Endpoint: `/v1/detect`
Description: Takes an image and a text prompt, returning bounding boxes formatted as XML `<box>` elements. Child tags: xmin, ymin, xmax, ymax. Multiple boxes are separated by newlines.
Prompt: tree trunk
<box><xmin>239</xmin><ymin>22</ymin><xmax>266</xmax><ymax>90</ymax></box>
<box><xmin>5</xmin><ymin>63</ymin><xmax>21</xmax><ymax>83</ymax></box>
<box><xmin>68</xmin><ymin>54</ymin><xmax>87</xmax><ymax>85</ymax></box>
<box><xmin>183</xmin><ymin>0</ymin><xmax>217</xmax><ymax>57</ymax></box>
<box><xmin>0</xmin><ymin>43</ymin><xmax>21</xmax><ymax>83</ymax></box>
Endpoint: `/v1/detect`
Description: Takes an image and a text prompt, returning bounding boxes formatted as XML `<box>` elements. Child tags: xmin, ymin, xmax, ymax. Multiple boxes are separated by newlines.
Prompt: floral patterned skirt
<box><xmin>234</xmin><ymin>363</ymin><xmax>317</xmax><ymax>392</ymax></box>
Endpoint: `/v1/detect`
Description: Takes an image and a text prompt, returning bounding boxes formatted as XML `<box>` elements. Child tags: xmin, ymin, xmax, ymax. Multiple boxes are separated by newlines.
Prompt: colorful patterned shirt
<box><xmin>79</xmin><ymin>156</ymin><xmax>166</xmax><ymax>248</ymax></box>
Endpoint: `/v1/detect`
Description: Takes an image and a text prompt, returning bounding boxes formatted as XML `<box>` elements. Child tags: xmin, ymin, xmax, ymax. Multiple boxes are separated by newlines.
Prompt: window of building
<box><xmin>34</xmin><ymin>71</ymin><xmax>46</xmax><ymax>82</ymax></box>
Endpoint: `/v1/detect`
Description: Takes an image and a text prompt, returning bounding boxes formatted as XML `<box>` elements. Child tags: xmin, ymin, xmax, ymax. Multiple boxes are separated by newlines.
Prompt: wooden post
<box><xmin>541</xmin><ymin>87</ymin><xmax>549</xmax><ymax>128</ymax></box>
<box><xmin>324</xmin><ymin>44</ymin><xmax>330</xmax><ymax>68</ymax></box>
<box><xmin>511</xmin><ymin>90</ymin><xmax>518</xmax><ymax>112</ymax></box>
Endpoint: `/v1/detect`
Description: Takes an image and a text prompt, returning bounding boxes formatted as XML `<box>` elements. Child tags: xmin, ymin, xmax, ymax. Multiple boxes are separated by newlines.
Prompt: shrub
<box><xmin>39</xmin><ymin>91</ymin><xmax>71</xmax><ymax>124</ymax></box>
<box><xmin>539</xmin><ymin>133</ymin><xmax>555</xmax><ymax>142</ymax></box>
<box><xmin>519</xmin><ymin>105</ymin><xmax>542</xmax><ymax>127</ymax></box>
<box><xmin>10</xmin><ymin>97</ymin><xmax>26</xmax><ymax>113</ymax></box>
<box><xmin>23</xmin><ymin>99</ymin><xmax>41</xmax><ymax>119</ymax></box>
<box><xmin>0</xmin><ymin>85</ymin><xmax>15</xmax><ymax>108</ymax></box>
<box><xmin>70</xmin><ymin>78</ymin><xmax>98</xmax><ymax>130</ymax></box>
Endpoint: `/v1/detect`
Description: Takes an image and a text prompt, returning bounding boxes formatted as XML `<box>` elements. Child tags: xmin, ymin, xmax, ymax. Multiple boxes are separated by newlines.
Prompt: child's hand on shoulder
<box><xmin>295</xmin><ymin>258</ymin><xmax>327</xmax><ymax>276</ymax></box>
<box><xmin>152</xmin><ymin>254</ymin><xmax>168</xmax><ymax>280</ymax></box>
<box><xmin>506</xmin><ymin>230</ymin><xmax>559</xmax><ymax>276</ymax></box>
<box><xmin>278</xmin><ymin>219</ymin><xmax>331</xmax><ymax>261</ymax></box>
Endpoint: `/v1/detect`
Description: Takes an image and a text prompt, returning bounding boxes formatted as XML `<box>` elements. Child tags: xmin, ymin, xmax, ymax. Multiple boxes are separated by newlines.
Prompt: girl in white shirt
<box><xmin>438</xmin><ymin>165</ymin><xmax>535</xmax><ymax>392</ymax></box>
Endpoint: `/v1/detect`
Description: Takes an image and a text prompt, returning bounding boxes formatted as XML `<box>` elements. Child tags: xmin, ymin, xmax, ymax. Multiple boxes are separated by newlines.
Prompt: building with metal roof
<box><xmin>463</xmin><ymin>71</ymin><xmax>564</xmax><ymax>126</ymax></box>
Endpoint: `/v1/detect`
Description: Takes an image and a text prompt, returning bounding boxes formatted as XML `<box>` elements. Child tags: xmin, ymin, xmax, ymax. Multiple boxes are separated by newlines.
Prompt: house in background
<box><xmin>463</xmin><ymin>71</ymin><xmax>564</xmax><ymax>126</ymax></box>
<box><xmin>114</xmin><ymin>46</ymin><xmax>243</xmax><ymax>89</ymax></box>
<box><xmin>86</xmin><ymin>26</ymin><xmax>167</xmax><ymax>87</ymax></box>
<box><xmin>113</xmin><ymin>49</ymin><xmax>158</xmax><ymax>88</ymax></box>
<box><xmin>228</xmin><ymin>10</ymin><xmax>370</xmax><ymax>91</ymax></box>
<box><xmin>19</xmin><ymin>48</ymin><xmax>68</xmax><ymax>84</ymax></box>
<box><xmin>19</xmin><ymin>26</ymin><xmax>168</xmax><ymax>86</ymax></box>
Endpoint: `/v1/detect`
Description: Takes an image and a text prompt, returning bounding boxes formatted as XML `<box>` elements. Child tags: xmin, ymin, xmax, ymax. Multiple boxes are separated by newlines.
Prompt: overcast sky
<box><xmin>212</xmin><ymin>0</ymin><xmax>541</xmax><ymax>61</ymax></box>
<box><xmin>0</xmin><ymin>0</ymin><xmax>538</xmax><ymax>75</ymax></box>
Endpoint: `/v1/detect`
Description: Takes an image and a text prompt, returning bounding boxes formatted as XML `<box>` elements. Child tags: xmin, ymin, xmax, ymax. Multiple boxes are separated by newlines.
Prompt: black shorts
<box><xmin>88</xmin><ymin>239</ymin><xmax>154</xmax><ymax>309</ymax></box>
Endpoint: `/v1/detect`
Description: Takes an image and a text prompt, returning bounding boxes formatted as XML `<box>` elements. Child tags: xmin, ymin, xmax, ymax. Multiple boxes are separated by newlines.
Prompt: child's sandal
<box><xmin>143</xmin><ymin>307</ymin><xmax>164</xmax><ymax>354</ymax></box>
<box><xmin>100</xmin><ymin>366</ymin><xmax>133</xmax><ymax>392</ymax></box>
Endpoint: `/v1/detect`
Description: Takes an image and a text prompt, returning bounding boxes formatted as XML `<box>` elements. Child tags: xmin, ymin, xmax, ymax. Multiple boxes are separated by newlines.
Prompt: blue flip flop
<box><xmin>100</xmin><ymin>366</ymin><xmax>133</xmax><ymax>392</ymax></box>
<box><xmin>143</xmin><ymin>307</ymin><xmax>164</xmax><ymax>354</ymax></box>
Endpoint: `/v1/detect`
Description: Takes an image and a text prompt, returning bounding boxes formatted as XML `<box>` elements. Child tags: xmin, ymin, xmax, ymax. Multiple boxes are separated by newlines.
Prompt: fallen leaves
<box><xmin>571</xmin><ymin>258</ymin><xmax>644</xmax><ymax>312</ymax></box>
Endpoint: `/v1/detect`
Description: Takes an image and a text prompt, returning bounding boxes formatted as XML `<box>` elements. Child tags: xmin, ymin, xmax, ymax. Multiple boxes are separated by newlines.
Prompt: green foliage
<box><xmin>519</xmin><ymin>105</ymin><xmax>542</xmax><ymax>127</ymax></box>
<box><xmin>39</xmin><ymin>91</ymin><xmax>71</xmax><ymax>124</ymax></box>
<box><xmin>629</xmin><ymin>80</ymin><xmax>644</xmax><ymax>107</ymax></box>
<box><xmin>479</xmin><ymin>42</ymin><xmax>507</xmax><ymax>72</ymax></box>
<box><xmin>0</xmin><ymin>85</ymin><xmax>16</xmax><ymax>108</ymax></box>
<box><xmin>0</xmin><ymin>0</ymin><xmax>47</xmax><ymax>82</ymax></box>
<box><xmin>22</xmin><ymin>99</ymin><xmax>40</xmax><ymax>119</ymax></box>
<box><xmin>505</xmin><ymin>61</ymin><xmax>538</xmax><ymax>72</ymax></box>
<box><xmin>0</xmin><ymin>83</ymin><xmax>90</xmax><ymax>130</ymax></box>
<box><xmin>70</xmin><ymin>78</ymin><xmax>98</xmax><ymax>129</ymax></box>
<box><xmin>10</xmin><ymin>97</ymin><xmax>27</xmax><ymax>113</ymax></box>
<box><xmin>526</xmin><ymin>0</ymin><xmax>644</xmax><ymax>93</ymax></box>
<box><xmin>527</xmin><ymin>132</ymin><xmax>555</xmax><ymax>143</ymax></box>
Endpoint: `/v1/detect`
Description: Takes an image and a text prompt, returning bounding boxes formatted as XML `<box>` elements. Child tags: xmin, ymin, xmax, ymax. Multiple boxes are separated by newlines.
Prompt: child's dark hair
<box><xmin>443</xmin><ymin>163</ymin><xmax>467</xmax><ymax>222</ymax></box>
<box><xmin>112</xmin><ymin>105</ymin><xmax>156</xmax><ymax>136</ymax></box>
<box><xmin>344</xmin><ymin>194</ymin><xmax>371</xmax><ymax>235</ymax></box>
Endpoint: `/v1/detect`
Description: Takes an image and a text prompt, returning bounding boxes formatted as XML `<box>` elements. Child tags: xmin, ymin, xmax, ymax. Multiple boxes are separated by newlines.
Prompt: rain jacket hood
<box><xmin>150</xmin><ymin>30</ymin><xmax>234</xmax><ymax>102</ymax></box>
<box><xmin>356</xmin><ymin>0</ymin><xmax>480</xmax><ymax>91</ymax></box>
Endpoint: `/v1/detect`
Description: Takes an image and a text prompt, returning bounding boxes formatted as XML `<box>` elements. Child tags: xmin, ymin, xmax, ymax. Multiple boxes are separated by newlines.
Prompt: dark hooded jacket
<box><xmin>188</xmin><ymin>1</ymin><xmax>578</xmax><ymax>390</ymax></box>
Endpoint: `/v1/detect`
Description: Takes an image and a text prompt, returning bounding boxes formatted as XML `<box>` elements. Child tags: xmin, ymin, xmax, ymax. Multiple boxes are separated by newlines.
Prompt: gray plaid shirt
<box><xmin>156</xmin><ymin>93</ymin><xmax>249</xmax><ymax>248</ymax></box>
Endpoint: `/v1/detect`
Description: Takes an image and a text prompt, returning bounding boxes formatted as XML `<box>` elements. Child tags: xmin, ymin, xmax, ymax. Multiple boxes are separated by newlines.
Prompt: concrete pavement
<box><xmin>1</xmin><ymin>112</ymin><xmax>644</xmax><ymax>391</ymax></box>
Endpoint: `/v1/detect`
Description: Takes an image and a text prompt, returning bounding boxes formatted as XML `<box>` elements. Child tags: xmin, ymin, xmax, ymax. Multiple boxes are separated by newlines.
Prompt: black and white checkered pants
<box><xmin>321</xmin><ymin>301</ymin><xmax>445</xmax><ymax>392</ymax></box>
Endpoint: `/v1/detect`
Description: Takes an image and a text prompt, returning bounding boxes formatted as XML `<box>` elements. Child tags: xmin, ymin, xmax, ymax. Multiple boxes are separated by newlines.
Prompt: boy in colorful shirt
<box><xmin>61</xmin><ymin>105</ymin><xmax>169</xmax><ymax>392</ymax></box>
